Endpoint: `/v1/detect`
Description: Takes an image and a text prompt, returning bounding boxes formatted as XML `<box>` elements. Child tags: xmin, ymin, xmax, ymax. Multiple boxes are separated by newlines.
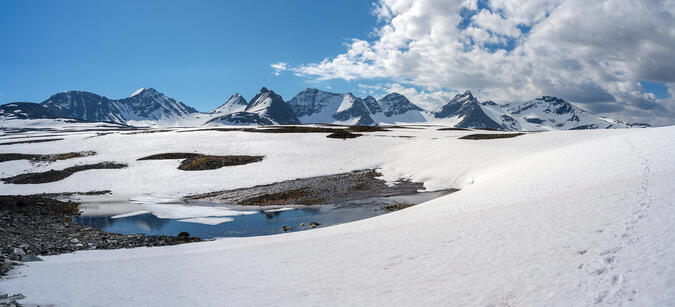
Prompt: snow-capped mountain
<box><xmin>210</xmin><ymin>93</ymin><xmax>248</xmax><ymax>115</ymax></box>
<box><xmin>1</xmin><ymin>86</ymin><xmax>649</xmax><ymax>130</ymax></box>
<box><xmin>36</xmin><ymin>88</ymin><xmax>197</xmax><ymax>124</ymax></box>
<box><xmin>205</xmin><ymin>87</ymin><xmax>299</xmax><ymax>125</ymax></box>
<box><xmin>286</xmin><ymin>88</ymin><xmax>425</xmax><ymax>125</ymax></box>
<box><xmin>431</xmin><ymin>91</ymin><xmax>649</xmax><ymax>130</ymax></box>
<box><xmin>116</xmin><ymin>88</ymin><xmax>197</xmax><ymax>122</ymax></box>
<box><xmin>373</xmin><ymin>93</ymin><xmax>427</xmax><ymax>123</ymax></box>
<box><xmin>432</xmin><ymin>90</ymin><xmax>505</xmax><ymax>129</ymax></box>
<box><xmin>481</xmin><ymin>96</ymin><xmax>648</xmax><ymax>130</ymax></box>
<box><xmin>41</xmin><ymin>91</ymin><xmax>127</xmax><ymax>123</ymax></box>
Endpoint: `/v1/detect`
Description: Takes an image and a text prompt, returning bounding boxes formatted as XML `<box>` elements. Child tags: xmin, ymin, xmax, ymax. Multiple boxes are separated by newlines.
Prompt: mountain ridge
<box><xmin>0</xmin><ymin>87</ymin><xmax>649</xmax><ymax>130</ymax></box>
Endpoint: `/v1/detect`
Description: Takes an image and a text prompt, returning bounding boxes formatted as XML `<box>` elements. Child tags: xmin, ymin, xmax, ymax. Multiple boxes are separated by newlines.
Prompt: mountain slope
<box><xmin>373</xmin><ymin>93</ymin><xmax>427</xmax><ymax>124</ymax></box>
<box><xmin>482</xmin><ymin>96</ymin><xmax>650</xmax><ymax>130</ymax></box>
<box><xmin>0</xmin><ymin>102</ymin><xmax>68</xmax><ymax>120</ymax></box>
<box><xmin>433</xmin><ymin>90</ymin><xmax>505</xmax><ymax>129</ymax></box>
<box><xmin>210</xmin><ymin>93</ymin><xmax>248</xmax><ymax>115</ymax></box>
<box><xmin>116</xmin><ymin>88</ymin><xmax>197</xmax><ymax>122</ymax></box>
<box><xmin>287</xmin><ymin>89</ymin><xmax>425</xmax><ymax>125</ymax></box>
<box><xmin>37</xmin><ymin>88</ymin><xmax>197</xmax><ymax>125</ymax></box>
<box><xmin>41</xmin><ymin>91</ymin><xmax>126</xmax><ymax>123</ymax></box>
<box><xmin>206</xmin><ymin>87</ymin><xmax>299</xmax><ymax>125</ymax></box>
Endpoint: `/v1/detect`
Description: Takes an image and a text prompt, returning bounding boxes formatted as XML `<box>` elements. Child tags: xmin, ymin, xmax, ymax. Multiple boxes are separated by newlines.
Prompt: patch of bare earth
<box><xmin>0</xmin><ymin>151</ymin><xmax>96</xmax><ymax>163</ymax></box>
<box><xmin>2</xmin><ymin>162</ymin><xmax>127</xmax><ymax>184</ymax></box>
<box><xmin>137</xmin><ymin>153</ymin><xmax>264</xmax><ymax>171</ymax></box>
<box><xmin>459</xmin><ymin>133</ymin><xmax>525</xmax><ymax>140</ymax></box>
<box><xmin>186</xmin><ymin>169</ymin><xmax>427</xmax><ymax>207</ymax></box>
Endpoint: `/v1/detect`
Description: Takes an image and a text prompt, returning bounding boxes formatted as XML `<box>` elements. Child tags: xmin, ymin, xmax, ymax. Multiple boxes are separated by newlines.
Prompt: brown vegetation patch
<box><xmin>138</xmin><ymin>153</ymin><xmax>264</xmax><ymax>171</ymax></box>
<box><xmin>326</xmin><ymin>130</ymin><xmax>362</xmax><ymax>139</ymax></box>
<box><xmin>179</xmin><ymin>155</ymin><xmax>264</xmax><ymax>171</ymax></box>
<box><xmin>0</xmin><ymin>138</ymin><xmax>64</xmax><ymax>146</ymax></box>
<box><xmin>122</xmin><ymin>129</ymin><xmax>173</xmax><ymax>135</ymax></box>
<box><xmin>2</xmin><ymin>162</ymin><xmax>127</xmax><ymax>184</ymax></box>
<box><xmin>186</xmin><ymin>169</ymin><xmax>427</xmax><ymax>208</ymax></box>
<box><xmin>459</xmin><ymin>133</ymin><xmax>525</xmax><ymax>140</ymax></box>
<box><xmin>240</xmin><ymin>188</ymin><xmax>311</xmax><ymax>206</ymax></box>
<box><xmin>0</xmin><ymin>151</ymin><xmax>96</xmax><ymax>163</ymax></box>
<box><xmin>180</xmin><ymin>125</ymin><xmax>388</xmax><ymax>137</ymax></box>
<box><xmin>138</xmin><ymin>153</ymin><xmax>203</xmax><ymax>160</ymax></box>
<box><xmin>347</xmin><ymin>126</ymin><xmax>389</xmax><ymax>132</ymax></box>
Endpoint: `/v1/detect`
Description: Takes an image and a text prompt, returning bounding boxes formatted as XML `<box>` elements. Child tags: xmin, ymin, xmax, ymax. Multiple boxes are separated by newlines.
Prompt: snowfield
<box><xmin>0</xmin><ymin>124</ymin><xmax>674</xmax><ymax>306</ymax></box>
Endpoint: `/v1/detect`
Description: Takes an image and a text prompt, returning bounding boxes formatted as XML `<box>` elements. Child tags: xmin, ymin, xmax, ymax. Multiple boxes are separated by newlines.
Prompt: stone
<box><xmin>12</xmin><ymin>248</ymin><xmax>25</xmax><ymax>256</ymax></box>
<box><xmin>21</xmin><ymin>255</ymin><xmax>42</xmax><ymax>262</ymax></box>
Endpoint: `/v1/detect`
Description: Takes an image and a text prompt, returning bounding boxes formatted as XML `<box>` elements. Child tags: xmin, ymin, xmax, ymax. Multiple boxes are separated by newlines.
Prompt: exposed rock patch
<box><xmin>2</xmin><ymin>162</ymin><xmax>127</xmax><ymax>184</ymax></box>
<box><xmin>0</xmin><ymin>151</ymin><xmax>96</xmax><ymax>163</ymax></box>
<box><xmin>0</xmin><ymin>194</ymin><xmax>201</xmax><ymax>277</ymax></box>
<box><xmin>138</xmin><ymin>153</ymin><xmax>264</xmax><ymax>171</ymax></box>
<box><xmin>459</xmin><ymin>133</ymin><xmax>525</xmax><ymax>140</ymax></box>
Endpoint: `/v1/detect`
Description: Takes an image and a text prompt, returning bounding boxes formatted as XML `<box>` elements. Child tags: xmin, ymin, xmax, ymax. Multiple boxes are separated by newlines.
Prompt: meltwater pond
<box><xmin>73</xmin><ymin>191</ymin><xmax>451</xmax><ymax>239</ymax></box>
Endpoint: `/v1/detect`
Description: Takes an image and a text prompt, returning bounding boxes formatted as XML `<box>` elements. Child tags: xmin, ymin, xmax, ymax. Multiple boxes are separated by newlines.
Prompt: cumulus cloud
<box><xmin>287</xmin><ymin>0</ymin><xmax>675</xmax><ymax>125</ymax></box>
<box><xmin>270</xmin><ymin>62</ymin><xmax>289</xmax><ymax>76</ymax></box>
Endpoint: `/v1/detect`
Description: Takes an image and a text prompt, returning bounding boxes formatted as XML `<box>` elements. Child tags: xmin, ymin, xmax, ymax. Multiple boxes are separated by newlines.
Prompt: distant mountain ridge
<box><xmin>0</xmin><ymin>87</ymin><xmax>649</xmax><ymax>130</ymax></box>
<box><xmin>34</xmin><ymin>88</ymin><xmax>197</xmax><ymax>124</ymax></box>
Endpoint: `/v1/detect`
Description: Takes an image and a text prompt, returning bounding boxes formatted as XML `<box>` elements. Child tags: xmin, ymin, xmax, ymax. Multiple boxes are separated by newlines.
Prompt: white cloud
<box><xmin>287</xmin><ymin>0</ymin><xmax>675</xmax><ymax>125</ymax></box>
<box><xmin>270</xmin><ymin>62</ymin><xmax>289</xmax><ymax>76</ymax></box>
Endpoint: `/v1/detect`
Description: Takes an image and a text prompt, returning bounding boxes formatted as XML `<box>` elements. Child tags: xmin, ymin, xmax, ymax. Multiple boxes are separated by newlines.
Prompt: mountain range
<box><xmin>0</xmin><ymin>87</ymin><xmax>649</xmax><ymax>130</ymax></box>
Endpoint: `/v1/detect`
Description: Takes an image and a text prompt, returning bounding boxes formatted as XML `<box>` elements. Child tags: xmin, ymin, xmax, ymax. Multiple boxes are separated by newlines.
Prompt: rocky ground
<box><xmin>186</xmin><ymin>169</ymin><xmax>438</xmax><ymax>207</ymax></box>
<box><xmin>0</xmin><ymin>194</ymin><xmax>201</xmax><ymax>277</ymax></box>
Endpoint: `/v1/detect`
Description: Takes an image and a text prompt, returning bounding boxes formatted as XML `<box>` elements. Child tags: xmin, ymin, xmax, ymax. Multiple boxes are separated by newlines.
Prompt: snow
<box><xmin>263</xmin><ymin>207</ymin><xmax>295</xmax><ymax>213</ymax></box>
<box><xmin>131</xmin><ymin>204</ymin><xmax>257</xmax><ymax>219</ymax></box>
<box><xmin>178</xmin><ymin>217</ymin><xmax>234</xmax><ymax>225</ymax></box>
<box><xmin>128</xmin><ymin>88</ymin><xmax>145</xmax><ymax>98</ymax></box>
<box><xmin>336</xmin><ymin>94</ymin><xmax>357</xmax><ymax>113</ymax></box>
<box><xmin>110</xmin><ymin>210</ymin><xmax>151</xmax><ymax>219</ymax></box>
<box><xmin>0</xmin><ymin>125</ymin><xmax>674</xmax><ymax>306</ymax></box>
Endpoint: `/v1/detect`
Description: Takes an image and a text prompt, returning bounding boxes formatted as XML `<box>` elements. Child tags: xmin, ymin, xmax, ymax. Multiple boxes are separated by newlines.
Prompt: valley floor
<box><xmin>0</xmin><ymin>123</ymin><xmax>674</xmax><ymax>306</ymax></box>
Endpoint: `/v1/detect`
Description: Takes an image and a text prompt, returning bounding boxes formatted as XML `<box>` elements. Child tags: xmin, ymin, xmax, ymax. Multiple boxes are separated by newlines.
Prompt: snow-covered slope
<box><xmin>0</xmin><ymin>126</ymin><xmax>673</xmax><ymax>306</ymax></box>
<box><xmin>115</xmin><ymin>88</ymin><xmax>197</xmax><ymax>122</ymax></box>
<box><xmin>482</xmin><ymin>96</ymin><xmax>649</xmax><ymax>131</ymax></box>
<box><xmin>209</xmin><ymin>93</ymin><xmax>248</xmax><ymax>115</ymax></box>
<box><xmin>373</xmin><ymin>93</ymin><xmax>427</xmax><ymax>124</ymax></box>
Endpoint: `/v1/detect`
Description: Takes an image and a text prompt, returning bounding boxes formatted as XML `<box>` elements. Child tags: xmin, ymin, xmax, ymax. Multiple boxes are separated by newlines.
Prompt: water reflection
<box><xmin>74</xmin><ymin>190</ymin><xmax>452</xmax><ymax>239</ymax></box>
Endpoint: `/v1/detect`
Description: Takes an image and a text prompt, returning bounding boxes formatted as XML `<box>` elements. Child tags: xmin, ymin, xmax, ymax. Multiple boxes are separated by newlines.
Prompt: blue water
<box><xmin>74</xmin><ymin>191</ymin><xmax>451</xmax><ymax>239</ymax></box>
<box><xmin>75</xmin><ymin>205</ymin><xmax>383</xmax><ymax>238</ymax></box>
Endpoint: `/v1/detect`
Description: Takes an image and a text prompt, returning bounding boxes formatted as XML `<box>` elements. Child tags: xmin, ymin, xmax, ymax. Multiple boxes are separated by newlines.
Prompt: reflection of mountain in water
<box><xmin>75</xmin><ymin>214</ymin><xmax>171</xmax><ymax>232</ymax></box>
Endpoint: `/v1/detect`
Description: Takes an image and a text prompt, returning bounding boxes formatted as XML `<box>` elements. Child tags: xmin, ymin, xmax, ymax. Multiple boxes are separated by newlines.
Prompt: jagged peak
<box><xmin>381</xmin><ymin>92</ymin><xmax>405</xmax><ymax>99</ymax></box>
<box><xmin>259</xmin><ymin>87</ymin><xmax>270</xmax><ymax>93</ymax></box>
<box><xmin>535</xmin><ymin>96</ymin><xmax>566</xmax><ymax>103</ymax></box>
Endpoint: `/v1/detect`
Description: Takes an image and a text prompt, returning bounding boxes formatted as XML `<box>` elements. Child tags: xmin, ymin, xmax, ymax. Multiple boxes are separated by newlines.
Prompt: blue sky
<box><xmin>1</xmin><ymin>0</ymin><xmax>673</xmax><ymax>125</ymax></box>
<box><xmin>0</xmin><ymin>0</ymin><xmax>378</xmax><ymax>111</ymax></box>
